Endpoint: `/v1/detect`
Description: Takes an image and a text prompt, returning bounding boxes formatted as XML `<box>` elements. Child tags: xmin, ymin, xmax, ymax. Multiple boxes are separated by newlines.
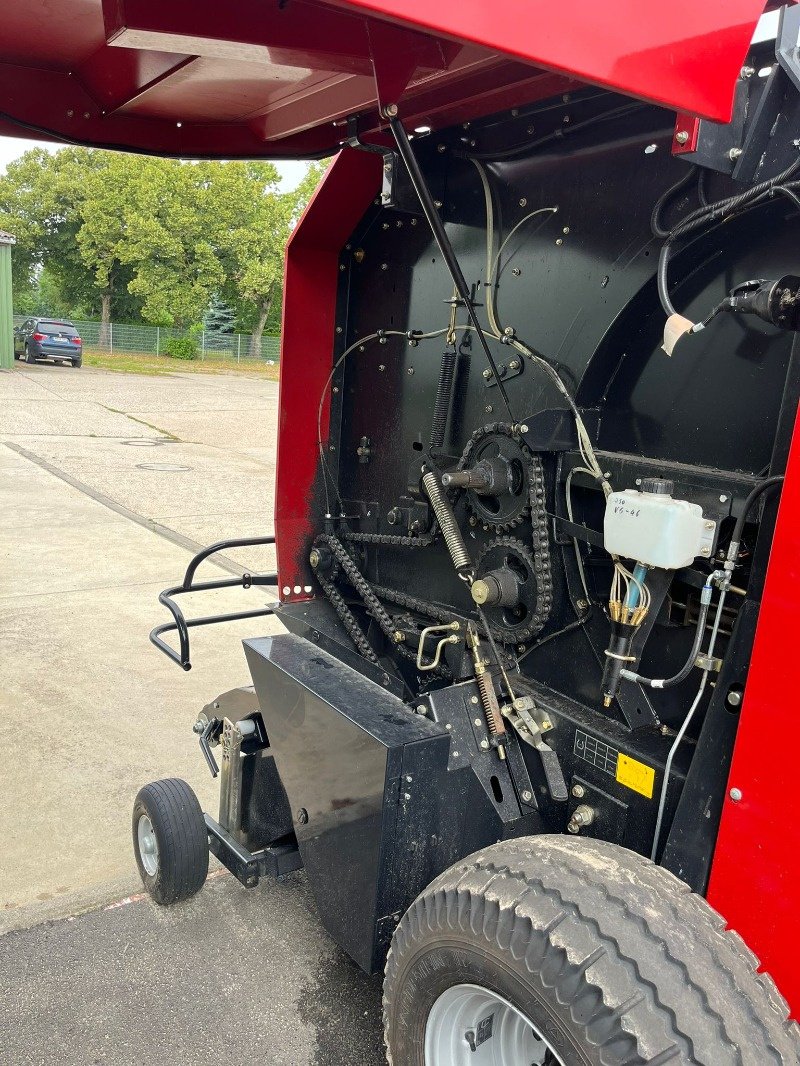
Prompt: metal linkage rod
<box><xmin>387</xmin><ymin>111</ymin><xmax>516</xmax><ymax>424</ymax></box>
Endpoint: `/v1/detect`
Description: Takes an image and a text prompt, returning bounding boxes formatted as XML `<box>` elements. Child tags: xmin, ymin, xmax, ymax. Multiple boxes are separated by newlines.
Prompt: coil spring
<box><xmin>429</xmin><ymin>349</ymin><xmax>457</xmax><ymax>450</ymax></box>
<box><xmin>476</xmin><ymin>669</ymin><xmax>505</xmax><ymax>736</ymax></box>
<box><xmin>422</xmin><ymin>470</ymin><xmax>472</xmax><ymax>573</ymax></box>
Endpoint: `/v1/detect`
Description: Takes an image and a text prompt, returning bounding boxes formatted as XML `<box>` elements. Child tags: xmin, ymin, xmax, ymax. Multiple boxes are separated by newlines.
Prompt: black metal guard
<box><xmin>149</xmin><ymin>536</ymin><xmax>277</xmax><ymax>671</ymax></box>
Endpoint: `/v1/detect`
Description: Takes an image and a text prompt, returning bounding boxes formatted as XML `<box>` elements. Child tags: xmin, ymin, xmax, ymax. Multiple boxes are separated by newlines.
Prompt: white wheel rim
<box><xmin>137</xmin><ymin>814</ymin><xmax>159</xmax><ymax>877</ymax></box>
<box><xmin>425</xmin><ymin>983</ymin><xmax>566</xmax><ymax>1065</ymax></box>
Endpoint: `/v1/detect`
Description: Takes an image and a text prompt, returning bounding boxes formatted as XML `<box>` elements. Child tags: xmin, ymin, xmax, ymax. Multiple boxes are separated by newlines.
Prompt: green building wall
<box><xmin>0</xmin><ymin>242</ymin><xmax>12</xmax><ymax>369</ymax></box>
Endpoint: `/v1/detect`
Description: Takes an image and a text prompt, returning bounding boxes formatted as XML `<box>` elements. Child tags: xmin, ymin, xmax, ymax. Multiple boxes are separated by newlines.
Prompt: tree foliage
<box><xmin>0</xmin><ymin>149</ymin><xmax>324</xmax><ymax>341</ymax></box>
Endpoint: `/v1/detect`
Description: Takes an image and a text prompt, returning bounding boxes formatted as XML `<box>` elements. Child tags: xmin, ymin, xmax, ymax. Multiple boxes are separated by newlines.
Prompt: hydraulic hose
<box><xmin>621</xmin><ymin>579</ymin><xmax>714</xmax><ymax>690</ymax></box>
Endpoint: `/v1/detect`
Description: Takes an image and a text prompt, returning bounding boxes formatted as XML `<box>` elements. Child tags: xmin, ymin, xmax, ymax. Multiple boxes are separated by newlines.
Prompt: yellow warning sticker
<box><xmin>616</xmin><ymin>753</ymin><xmax>655</xmax><ymax>799</ymax></box>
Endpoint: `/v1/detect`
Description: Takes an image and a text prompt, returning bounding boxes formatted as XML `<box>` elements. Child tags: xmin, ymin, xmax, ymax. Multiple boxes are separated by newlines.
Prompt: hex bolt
<box><xmin>416</xmin><ymin>705</ymin><xmax>428</xmax><ymax>715</ymax></box>
<box><xmin>508</xmin><ymin>360</ymin><xmax>519</xmax><ymax>370</ymax></box>
<box><xmin>729</xmin><ymin>787</ymin><xmax>743</xmax><ymax>802</ymax></box>
<box><xmin>406</xmin><ymin>775</ymin><xmax>413</xmax><ymax>783</ymax></box>
<box><xmin>480</xmin><ymin>740</ymin><xmax>489</xmax><ymax>750</ymax></box>
<box><xmin>296</xmin><ymin>808</ymin><xmax>309</xmax><ymax>824</ymax></box>
<box><xmin>571</xmin><ymin>784</ymin><xmax>586</xmax><ymax>799</ymax></box>
<box><xmin>675</xmin><ymin>130</ymin><xmax>690</xmax><ymax>145</ymax></box>
<box><xmin>445</xmin><ymin>723</ymin><xmax>452</xmax><ymax>731</ymax></box>
<box><xmin>521</xmin><ymin>790</ymin><xmax>533</xmax><ymax>803</ymax></box>
<box><xmin>474</xmin><ymin>718</ymin><xmax>482</xmax><ymax>727</ymax></box>
<box><xmin>452</xmin><ymin>751</ymin><xmax>459</xmax><ymax>758</ymax></box>
<box><xmin>729</xmin><ymin>147</ymin><xmax>742</xmax><ymax>161</ymax></box>
<box><xmin>470</xmin><ymin>695</ymin><xmax>479</xmax><ymax>705</ymax></box>
<box><xmin>705</xmin><ymin>520</ymin><xmax>715</xmax><ymax>530</ymax></box>
<box><xmin>482</xmin><ymin>368</ymin><xmax>492</xmax><ymax>379</ymax></box>
<box><xmin>720</xmin><ymin>494</ymin><xmax>728</xmax><ymax>503</ymax></box>
<box><xmin>485</xmin><ymin>406</ymin><xmax>493</xmax><ymax>414</ymax></box>
<box><xmin>512</xmin><ymin>267</ymin><xmax>521</xmax><ymax>277</ymax></box>
<box><xmin>192</xmin><ymin>720</ymin><xmax>204</xmax><ymax>735</ymax></box>
<box><xmin>576</xmin><ymin>598</ymin><xmax>590</xmax><ymax>611</ymax></box>
<box><xmin>407</xmin><ymin>367</ymin><xmax>414</xmax><ymax>375</ymax></box>
<box><xmin>555</xmin><ymin>238</ymin><xmax>563</xmax><ymax>246</ymax></box>
<box><xmin>519</xmin><ymin>197</ymin><xmax>527</xmax><ymax>207</ymax></box>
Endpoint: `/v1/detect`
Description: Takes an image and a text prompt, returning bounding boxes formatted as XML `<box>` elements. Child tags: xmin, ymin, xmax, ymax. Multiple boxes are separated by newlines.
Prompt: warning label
<box><xmin>574</xmin><ymin>730</ymin><xmax>655</xmax><ymax>800</ymax></box>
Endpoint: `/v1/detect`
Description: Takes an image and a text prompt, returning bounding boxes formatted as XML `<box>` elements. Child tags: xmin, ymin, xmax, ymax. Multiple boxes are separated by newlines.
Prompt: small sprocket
<box><xmin>474</xmin><ymin>535</ymin><xmax>553</xmax><ymax>644</ymax></box>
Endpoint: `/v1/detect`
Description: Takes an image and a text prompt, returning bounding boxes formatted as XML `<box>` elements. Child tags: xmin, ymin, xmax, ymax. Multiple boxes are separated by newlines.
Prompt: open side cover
<box><xmin>0</xmin><ymin>0</ymin><xmax>772</xmax><ymax>158</ymax></box>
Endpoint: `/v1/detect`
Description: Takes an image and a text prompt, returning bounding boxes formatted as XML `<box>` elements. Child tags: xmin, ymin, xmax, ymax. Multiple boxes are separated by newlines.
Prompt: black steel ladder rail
<box><xmin>149</xmin><ymin>536</ymin><xmax>278</xmax><ymax>671</ymax></box>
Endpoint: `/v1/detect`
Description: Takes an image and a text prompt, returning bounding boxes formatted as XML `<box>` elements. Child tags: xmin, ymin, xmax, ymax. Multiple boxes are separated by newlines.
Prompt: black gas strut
<box><xmin>387</xmin><ymin>110</ymin><xmax>516</xmax><ymax>425</ymax></box>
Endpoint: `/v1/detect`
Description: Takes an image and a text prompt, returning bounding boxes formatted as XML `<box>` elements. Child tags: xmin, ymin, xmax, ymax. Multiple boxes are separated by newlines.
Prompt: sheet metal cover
<box><xmin>0</xmin><ymin>0</ymin><xmax>769</xmax><ymax>158</ymax></box>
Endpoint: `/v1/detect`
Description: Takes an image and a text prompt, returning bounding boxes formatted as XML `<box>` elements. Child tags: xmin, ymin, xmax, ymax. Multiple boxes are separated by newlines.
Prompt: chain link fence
<box><xmin>12</xmin><ymin>315</ymin><xmax>280</xmax><ymax>362</ymax></box>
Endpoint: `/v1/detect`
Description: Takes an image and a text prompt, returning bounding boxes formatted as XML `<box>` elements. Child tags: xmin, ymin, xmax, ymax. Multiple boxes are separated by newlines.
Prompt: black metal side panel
<box><xmin>244</xmin><ymin>633</ymin><xmax>451</xmax><ymax>973</ymax></box>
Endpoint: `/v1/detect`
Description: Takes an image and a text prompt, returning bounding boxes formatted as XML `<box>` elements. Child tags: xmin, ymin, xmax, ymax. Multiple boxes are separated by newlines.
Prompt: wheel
<box><xmin>25</xmin><ymin>345</ymin><xmax>37</xmax><ymax>364</ymax></box>
<box><xmin>383</xmin><ymin>837</ymin><xmax>799</xmax><ymax>1065</ymax></box>
<box><xmin>72</xmin><ymin>357</ymin><xmax>82</xmax><ymax>367</ymax></box>
<box><xmin>132</xmin><ymin>778</ymin><xmax>208</xmax><ymax>905</ymax></box>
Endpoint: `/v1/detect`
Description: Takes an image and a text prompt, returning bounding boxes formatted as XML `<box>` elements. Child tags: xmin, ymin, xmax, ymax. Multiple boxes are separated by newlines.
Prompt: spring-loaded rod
<box><xmin>421</xmin><ymin>469</ymin><xmax>472</xmax><ymax>574</ymax></box>
<box><xmin>467</xmin><ymin>626</ymin><xmax>506</xmax><ymax>759</ymax></box>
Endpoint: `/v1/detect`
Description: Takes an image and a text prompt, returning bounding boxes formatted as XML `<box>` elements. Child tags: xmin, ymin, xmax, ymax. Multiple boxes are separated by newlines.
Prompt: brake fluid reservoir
<box><xmin>603</xmin><ymin>478</ymin><xmax>715</xmax><ymax>569</ymax></box>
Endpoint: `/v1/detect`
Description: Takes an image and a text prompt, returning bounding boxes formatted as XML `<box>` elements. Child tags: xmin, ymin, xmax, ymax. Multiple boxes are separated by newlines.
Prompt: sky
<box><xmin>0</xmin><ymin>134</ymin><xmax>309</xmax><ymax>190</ymax></box>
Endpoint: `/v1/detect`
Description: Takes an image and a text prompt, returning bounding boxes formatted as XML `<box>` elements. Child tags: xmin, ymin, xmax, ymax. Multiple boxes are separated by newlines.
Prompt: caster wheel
<box><xmin>132</xmin><ymin>778</ymin><xmax>208</xmax><ymax>905</ymax></box>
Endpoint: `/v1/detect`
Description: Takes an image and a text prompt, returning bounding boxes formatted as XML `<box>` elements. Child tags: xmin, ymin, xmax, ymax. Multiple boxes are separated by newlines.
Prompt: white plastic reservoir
<box><xmin>603</xmin><ymin>480</ymin><xmax>716</xmax><ymax>570</ymax></box>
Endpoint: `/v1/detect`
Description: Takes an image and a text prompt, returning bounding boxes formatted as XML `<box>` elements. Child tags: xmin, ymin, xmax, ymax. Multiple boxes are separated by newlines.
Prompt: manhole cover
<box><xmin>136</xmin><ymin>462</ymin><xmax>192</xmax><ymax>472</ymax></box>
<box><xmin>121</xmin><ymin>439</ymin><xmax>174</xmax><ymax>447</ymax></box>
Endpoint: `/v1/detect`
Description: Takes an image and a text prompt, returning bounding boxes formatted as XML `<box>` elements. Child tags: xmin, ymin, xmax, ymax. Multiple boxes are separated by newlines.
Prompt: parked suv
<box><xmin>13</xmin><ymin>318</ymin><xmax>82</xmax><ymax>367</ymax></box>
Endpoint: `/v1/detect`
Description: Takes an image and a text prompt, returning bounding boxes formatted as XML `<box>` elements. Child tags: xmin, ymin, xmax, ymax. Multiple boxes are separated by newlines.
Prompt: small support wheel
<box><xmin>132</xmin><ymin>778</ymin><xmax>209</xmax><ymax>905</ymax></box>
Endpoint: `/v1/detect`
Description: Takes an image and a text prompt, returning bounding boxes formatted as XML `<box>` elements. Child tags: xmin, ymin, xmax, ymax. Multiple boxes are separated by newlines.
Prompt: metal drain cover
<box><xmin>136</xmin><ymin>462</ymin><xmax>192</xmax><ymax>472</ymax></box>
<box><xmin>121</xmin><ymin>438</ymin><xmax>174</xmax><ymax>447</ymax></box>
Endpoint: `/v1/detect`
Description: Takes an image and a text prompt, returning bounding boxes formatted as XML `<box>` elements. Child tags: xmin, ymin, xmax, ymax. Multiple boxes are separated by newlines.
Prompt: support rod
<box><xmin>388</xmin><ymin>112</ymin><xmax>516</xmax><ymax>423</ymax></box>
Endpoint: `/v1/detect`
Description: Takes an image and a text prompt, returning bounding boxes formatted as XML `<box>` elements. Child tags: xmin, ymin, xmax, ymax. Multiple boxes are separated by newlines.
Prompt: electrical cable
<box><xmin>656</xmin><ymin>153</ymin><xmax>800</xmax><ymax>318</ymax></box>
<box><xmin>621</xmin><ymin>581</ymin><xmax>714</xmax><ymax>690</ymax></box>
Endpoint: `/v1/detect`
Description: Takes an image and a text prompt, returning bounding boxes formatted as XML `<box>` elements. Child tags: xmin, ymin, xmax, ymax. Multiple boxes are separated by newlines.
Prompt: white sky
<box><xmin>0</xmin><ymin>134</ymin><xmax>309</xmax><ymax>190</ymax></box>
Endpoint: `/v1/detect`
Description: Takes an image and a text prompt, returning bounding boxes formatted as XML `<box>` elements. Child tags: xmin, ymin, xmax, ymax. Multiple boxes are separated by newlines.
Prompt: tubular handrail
<box><xmin>149</xmin><ymin>535</ymin><xmax>278</xmax><ymax>671</ymax></box>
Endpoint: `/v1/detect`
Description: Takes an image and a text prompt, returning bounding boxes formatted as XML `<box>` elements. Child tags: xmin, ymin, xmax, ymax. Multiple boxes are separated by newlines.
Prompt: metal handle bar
<box><xmin>149</xmin><ymin>535</ymin><xmax>277</xmax><ymax>671</ymax></box>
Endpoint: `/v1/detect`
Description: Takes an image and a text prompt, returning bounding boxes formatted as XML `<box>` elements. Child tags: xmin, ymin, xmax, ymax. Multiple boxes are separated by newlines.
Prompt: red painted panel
<box><xmin>0</xmin><ymin>0</ymin><xmax>772</xmax><ymax>156</ymax></box>
<box><xmin>708</xmin><ymin>400</ymin><xmax>800</xmax><ymax>1017</ymax></box>
<box><xmin>274</xmin><ymin>149</ymin><xmax>382</xmax><ymax>602</ymax></box>
<box><xmin>331</xmin><ymin>0</ymin><xmax>768</xmax><ymax>122</ymax></box>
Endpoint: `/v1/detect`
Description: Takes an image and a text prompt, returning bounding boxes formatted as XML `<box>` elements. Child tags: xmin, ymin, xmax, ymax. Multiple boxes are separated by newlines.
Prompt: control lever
<box><xmin>504</xmin><ymin>697</ymin><xmax>568</xmax><ymax>803</ymax></box>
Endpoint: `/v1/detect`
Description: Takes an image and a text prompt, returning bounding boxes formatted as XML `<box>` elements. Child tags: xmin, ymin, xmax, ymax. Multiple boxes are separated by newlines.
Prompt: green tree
<box><xmin>203</xmin><ymin>293</ymin><xmax>235</xmax><ymax>334</ymax></box>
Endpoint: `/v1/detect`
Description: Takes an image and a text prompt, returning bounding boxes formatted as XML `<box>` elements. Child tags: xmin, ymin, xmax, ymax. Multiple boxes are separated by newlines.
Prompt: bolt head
<box><xmin>482</xmin><ymin>368</ymin><xmax>492</xmax><ymax>378</ymax></box>
<box><xmin>729</xmin><ymin>787</ymin><xmax>743</xmax><ymax>802</ymax></box>
<box><xmin>571</xmin><ymin>784</ymin><xmax>585</xmax><ymax>799</ymax></box>
<box><xmin>519</xmin><ymin>197</ymin><xmax>527</xmax><ymax>207</ymax></box>
<box><xmin>192</xmin><ymin>720</ymin><xmax>204</xmax><ymax>735</ymax></box>
<box><xmin>675</xmin><ymin>130</ymin><xmax>690</xmax><ymax>145</ymax></box>
<box><xmin>567</xmin><ymin>821</ymin><xmax>580</xmax><ymax>834</ymax></box>
<box><xmin>416</xmin><ymin>705</ymin><xmax>428</xmax><ymax>715</ymax></box>
<box><xmin>508</xmin><ymin>360</ymin><xmax>519</xmax><ymax>370</ymax></box>
<box><xmin>296</xmin><ymin>808</ymin><xmax>309</xmax><ymax>824</ymax></box>
<box><xmin>727</xmin><ymin>690</ymin><xmax>743</xmax><ymax>708</ymax></box>
<box><xmin>521</xmin><ymin>790</ymin><xmax>533</xmax><ymax>802</ymax></box>
<box><xmin>480</xmin><ymin>740</ymin><xmax>489</xmax><ymax>750</ymax></box>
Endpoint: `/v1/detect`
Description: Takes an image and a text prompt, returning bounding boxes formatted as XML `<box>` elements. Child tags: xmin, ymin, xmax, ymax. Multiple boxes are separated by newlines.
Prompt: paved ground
<box><xmin>0</xmin><ymin>362</ymin><xmax>386</xmax><ymax>1064</ymax></box>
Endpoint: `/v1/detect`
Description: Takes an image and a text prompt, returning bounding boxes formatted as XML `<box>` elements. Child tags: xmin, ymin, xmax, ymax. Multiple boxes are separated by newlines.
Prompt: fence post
<box><xmin>201</xmin><ymin>330</ymin><xmax>205</xmax><ymax>360</ymax></box>
<box><xmin>109</xmin><ymin>321</ymin><xmax>113</xmax><ymax>353</ymax></box>
<box><xmin>237</xmin><ymin>334</ymin><xmax>241</xmax><ymax>364</ymax></box>
<box><xmin>156</xmin><ymin>326</ymin><xmax>160</xmax><ymax>356</ymax></box>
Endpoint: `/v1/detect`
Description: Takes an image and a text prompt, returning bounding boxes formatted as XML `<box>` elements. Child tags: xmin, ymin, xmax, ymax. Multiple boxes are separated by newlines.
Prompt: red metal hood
<box><xmin>0</xmin><ymin>0</ymin><xmax>772</xmax><ymax>157</ymax></box>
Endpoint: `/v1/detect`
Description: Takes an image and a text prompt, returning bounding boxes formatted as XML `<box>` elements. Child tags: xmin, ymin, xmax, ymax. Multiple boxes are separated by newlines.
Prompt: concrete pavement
<box><xmin>0</xmin><ymin>362</ymin><xmax>386</xmax><ymax>1064</ymax></box>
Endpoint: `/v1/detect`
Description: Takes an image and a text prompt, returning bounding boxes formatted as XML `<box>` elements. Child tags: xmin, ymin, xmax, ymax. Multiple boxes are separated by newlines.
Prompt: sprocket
<box><xmin>474</xmin><ymin>535</ymin><xmax>553</xmax><ymax>645</ymax></box>
<box><xmin>457</xmin><ymin>422</ymin><xmax>533</xmax><ymax>531</ymax></box>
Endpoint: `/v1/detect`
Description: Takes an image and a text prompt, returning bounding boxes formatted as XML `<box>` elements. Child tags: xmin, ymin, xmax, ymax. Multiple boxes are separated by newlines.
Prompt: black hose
<box><xmin>650</xmin><ymin>167</ymin><xmax>699</xmax><ymax>239</ymax></box>
<box><xmin>731</xmin><ymin>476</ymin><xmax>784</xmax><ymax>547</ymax></box>
<box><xmin>657</xmin><ymin>154</ymin><xmax>800</xmax><ymax>317</ymax></box>
<box><xmin>625</xmin><ymin>594</ymin><xmax>712</xmax><ymax>690</ymax></box>
<box><xmin>429</xmin><ymin>349</ymin><xmax>457</xmax><ymax>449</ymax></box>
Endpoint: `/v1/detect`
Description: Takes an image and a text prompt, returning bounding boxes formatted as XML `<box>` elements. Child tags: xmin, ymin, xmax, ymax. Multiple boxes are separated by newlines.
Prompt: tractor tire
<box><xmin>383</xmin><ymin>836</ymin><xmax>799</xmax><ymax>1066</ymax></box>
<box><xmin>132</xmin><ymin>778</ymin><xmax>208</xmax><ymax>905</ymax></box>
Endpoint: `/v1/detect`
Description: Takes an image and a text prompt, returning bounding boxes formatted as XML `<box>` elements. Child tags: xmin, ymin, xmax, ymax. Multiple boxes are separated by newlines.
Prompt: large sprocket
<box><xmin>475</xmin><ymin>535</ymin><xmax>552</xmax><ymax>645</ymax></box>
<box><xmin>457</xmin><ymin>422</ymin><xmax>532</xmax><ymax>532</ymax></box>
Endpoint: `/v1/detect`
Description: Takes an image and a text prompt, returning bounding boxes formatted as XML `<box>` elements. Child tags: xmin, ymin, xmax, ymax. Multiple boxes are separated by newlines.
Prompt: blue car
<box><xmin>13</xmin><ymin>318</ymin><xmax>83</xmax><ymax>367</ymax></box>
